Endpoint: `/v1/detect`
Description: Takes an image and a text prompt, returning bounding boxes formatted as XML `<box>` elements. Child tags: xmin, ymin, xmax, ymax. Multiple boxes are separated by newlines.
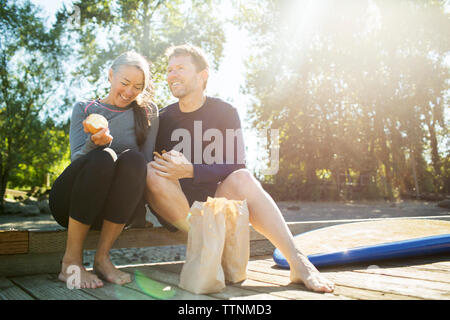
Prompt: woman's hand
<box><xmin>150</xmin><ymin>149</ymin><xmax>194</xmax><ymax>180</ymax></box>
<box><xmin>82</xmin><ymin>120</ymin><xmax>113</xmax><ymax>146</ymax></box>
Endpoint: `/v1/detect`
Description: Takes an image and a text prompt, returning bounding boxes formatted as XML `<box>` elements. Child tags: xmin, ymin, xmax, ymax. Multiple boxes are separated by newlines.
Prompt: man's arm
<box><xmin>151</xmin><ymin>104</ymin><xmax>247</xmax><ymax>183</ymax></box>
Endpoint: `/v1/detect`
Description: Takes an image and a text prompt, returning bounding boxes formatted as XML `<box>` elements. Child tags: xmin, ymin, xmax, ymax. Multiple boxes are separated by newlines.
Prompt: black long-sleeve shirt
<box><xmin>155</xmin><ymin>96</ymin><xmax>246</xmax><ymax>202</ymax></box>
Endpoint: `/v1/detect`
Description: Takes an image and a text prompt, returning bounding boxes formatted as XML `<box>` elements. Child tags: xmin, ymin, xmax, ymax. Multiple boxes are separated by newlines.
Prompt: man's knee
<box><xmin>221</xmin><ymin>169</ymin><xmax>260</xmax><ymax>195</ymax></box>
<box><xmin>227</xmin><ymin>168</ymin><xmax>255</xmax><ymax>184</ymax></box>
<box><xmin>146</xmin><ymin>164</ymin><xmax>169</xmax><ymax>194</ymax></box>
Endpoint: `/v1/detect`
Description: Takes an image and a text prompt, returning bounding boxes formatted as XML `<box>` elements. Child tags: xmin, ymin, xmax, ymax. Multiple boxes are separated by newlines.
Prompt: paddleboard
<box><xmin>273</xmin><ymin>218</ymin><xmax>450</xmax><ymax>269</ymax></box>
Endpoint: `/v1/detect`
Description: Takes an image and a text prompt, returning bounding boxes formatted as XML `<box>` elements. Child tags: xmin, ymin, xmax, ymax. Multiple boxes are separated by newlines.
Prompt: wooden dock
<box><xmin>1</xmin><ymin>253</ymin><xmax>450</xmax><ymax>300</ymax></box>
<box><xmin>1</xmin><ymin>216</ymin><xmax>450</xmax><ymax>300</ymax></box>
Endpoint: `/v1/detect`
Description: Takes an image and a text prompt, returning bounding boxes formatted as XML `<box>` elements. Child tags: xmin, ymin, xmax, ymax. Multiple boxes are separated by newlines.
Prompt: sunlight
<box><xmin>279</xmin><ymin>0</ymin><xmax>330</xmax><ymax>56</ymax></box>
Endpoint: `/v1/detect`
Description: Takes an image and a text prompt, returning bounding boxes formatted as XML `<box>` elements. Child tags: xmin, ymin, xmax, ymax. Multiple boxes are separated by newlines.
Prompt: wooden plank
<box><xmin>254</xmin><ymin>257</ymin><xmax>450</xmax><ymax>299</ymax></box>
<box><xmin>325</xmin><ymin>270</ymin><xmax>450</xmax><ymax>300</ymax></box>
<box><xmin>353</xmin><ymin>265</ymin><xmax>450</xmax><ymax>284</ymax></box>
<box><xmin>0</xmin><ymin>277</ymin><xmax>35</xmax><ymax>300</ymax></box>
<box><xmin>229</xmin><ymin>292</ymin><xmax>286</xmax><ymax>300</ymax></box>
<box><xmin>154</xmin><ymin>259</ymin><xmax>342</xmax><ymax>300</ymax></box>
<box><xmin>302</xmin><ymin>254</ymin><xmax>450</xmax><ymax>284</ymax></box>
<box><xmin>121</xmin><ymin>264</ymin><xmax>217</xmax><ymax>300</ymax></box>
<box><xmin>246</xmin><ymin>259</ymin><xmax>417</xmax><ymax>300</ymax></box>
<box><xmin>28</xmin><ymin>227</ymin><xmax>187</xmax><ymax>254</ymax></box>
<box><xmin>0</xmin><ymin>230</ymin><xmax>28</xmax><ymax>254</ymax></box>
<box><xmin>0</xmin><ymin>252</ymin><xmax>63</xmax><ymax>277</ymax></box>
<box><xmin>244</xmin><ymin>259</ymin><xmax>351</xmax><ymax>300</ymax></box>
<box><xmin>375</xmin><ymin>254</ymin><xmax>450</xmax><ymax>269</ymax></box>
<box><xmin>153</xmin><ymin>261</ymin><xmax>288</xmax><ymax>300</ymax></box>
<box><xmin>239</xmin><ymin>272</ymin><xmax>344</xmax><ymax>300</ymax></box>
<box><xmin>10</xmin><ymin>274</ymin><xmax>98</xmax><ymax>300</ymax></box>
<box><xmin>159</xmin><ymin>255</ymin><xmax>417</xmax><ymax>300</ymax></box>
<box><xmin>79</xmin><ymin>281</ymin><xmax>156</xmax><ymax>300</ymax></box>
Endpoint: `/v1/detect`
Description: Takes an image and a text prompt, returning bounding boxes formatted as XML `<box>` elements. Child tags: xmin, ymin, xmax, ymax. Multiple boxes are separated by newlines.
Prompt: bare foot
<box><xmin>58</xmin><ymin>262</ymin><xmax>103</xmax><ymax>289</ymax></box>
<box><xmin>289</xmin><ymin>253</ymin><xmax>335</xmax><ymax>293</ymax></box>
<box><xmin>93</xmin><ymin>256</ymin><xmax>132</xmax><ymax>285</ymax></box>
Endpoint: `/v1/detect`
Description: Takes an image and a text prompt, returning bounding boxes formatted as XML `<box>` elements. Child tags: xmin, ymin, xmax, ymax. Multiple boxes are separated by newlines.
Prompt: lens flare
<box><xmin>134</xmin><ymin>270</ymin><xmax>177</xmax><ymax>299</ymax></box>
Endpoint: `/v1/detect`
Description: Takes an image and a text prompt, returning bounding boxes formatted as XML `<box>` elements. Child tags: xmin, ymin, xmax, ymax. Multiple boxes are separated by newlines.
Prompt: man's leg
<box><xmin>215</xmin><ymin>169</ymin><xmax>335</xmax><ymax>293</ymax></box>
<box><xmin>145</xmin><ymin>164</ymin><xmax>190</xmax><ymax>232</ymax></box>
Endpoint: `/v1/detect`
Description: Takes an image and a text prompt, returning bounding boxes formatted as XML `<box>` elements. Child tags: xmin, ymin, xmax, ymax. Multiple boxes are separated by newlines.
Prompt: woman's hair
<box><xmin>110</xmin><ymin>51</ymin><xmax>157</xmax><ymax>149</ymax></box>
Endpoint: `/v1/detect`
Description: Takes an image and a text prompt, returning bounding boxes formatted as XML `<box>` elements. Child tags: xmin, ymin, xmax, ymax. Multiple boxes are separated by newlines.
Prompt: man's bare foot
<box><xmin>289</xmin><ymin>253</ymin><xmax>335</xmax><ymax>293</ymax></box>
<box><xmin>93</xmin><ymin>256</ymin><xmax>132</xmax><ymax>285</ymax></box>
<box><xmin>58</xmin><ymin>262</ymin><xmax>103</xmax><ymax>289</ymax></box>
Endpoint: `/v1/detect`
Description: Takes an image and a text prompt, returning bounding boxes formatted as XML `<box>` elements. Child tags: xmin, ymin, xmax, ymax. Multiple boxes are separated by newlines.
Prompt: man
<box><xmin>146</xmin><ymin>44</ymin><xmax>334</xmax><ymax>293</ymax></box>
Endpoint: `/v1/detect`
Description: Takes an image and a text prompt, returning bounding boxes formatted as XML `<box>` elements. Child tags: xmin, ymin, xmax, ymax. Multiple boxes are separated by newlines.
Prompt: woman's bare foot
<box><xmin>58</xmin><ymin>262</ymin><xmax>104</xmax><ymax>289</ymax></box>
<box><xmin>93</xmin><ymin>256</ymin><xmax>132</xmax><ymax>285</ymax></box>
<box><xmin>289</xmin><ymin>252</ymin><xmax>335</xmax><ymax>293</ymax></box>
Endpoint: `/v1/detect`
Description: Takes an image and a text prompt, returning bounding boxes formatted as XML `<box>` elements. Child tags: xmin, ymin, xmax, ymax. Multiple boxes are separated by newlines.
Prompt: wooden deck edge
<box><xmin>1</xmin><ymin>215</ymin><xmax>447</xmax><ymax>255</ymax></box>
<box><xmin>1</xmin><ymin>215</ymin><xmax>449</xmax><ymax>277</ymax></box>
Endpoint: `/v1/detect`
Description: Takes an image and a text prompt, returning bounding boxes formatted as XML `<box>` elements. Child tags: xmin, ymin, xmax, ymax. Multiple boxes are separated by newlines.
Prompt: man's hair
<box><xmin>165</xmin><ymin>44</ymin><xmax>210</xmax><ymax>72</ymax></box>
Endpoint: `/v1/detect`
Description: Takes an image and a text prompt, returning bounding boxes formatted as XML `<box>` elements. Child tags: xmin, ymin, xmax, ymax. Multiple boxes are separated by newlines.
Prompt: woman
<box><xmin>49</xmin><ymin>51</ymin><xmax>158</xmax><ymax>289</ymax></box>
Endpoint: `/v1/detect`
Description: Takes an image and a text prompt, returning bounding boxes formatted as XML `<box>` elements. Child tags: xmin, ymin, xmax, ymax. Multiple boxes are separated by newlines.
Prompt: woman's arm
<box><xmin>69</xmin><ymin>102</ymin><xmax>97</xmax><ymax>162</ymax></box>
<box><xmin>141</xmin><ymin>112</ymin><xmax>160</xmax><ymax>163</ymax></box>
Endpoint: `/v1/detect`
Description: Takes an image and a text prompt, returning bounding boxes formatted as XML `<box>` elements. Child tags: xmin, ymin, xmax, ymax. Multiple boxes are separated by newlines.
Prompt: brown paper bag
<box><xmin>178</xmin><ymin>198</ymin><xmax>226</xmax><ymax>294</ymax></box>
<box><xmin>221</xmin><ymin>198</ymin><xmax>250</xmax><ymax>283</ymax></box>
<box><xmin>179</xmin><ymin>197</ymin><xmax>250</xmax><ymax>293</ymax></box>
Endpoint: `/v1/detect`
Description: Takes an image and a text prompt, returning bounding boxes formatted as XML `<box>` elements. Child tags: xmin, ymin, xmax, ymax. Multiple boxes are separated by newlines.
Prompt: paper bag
<box><xmin>221</xmin><ymin>199</ymin><xmax>250</xmax><ymax>283</ymax></box>
<box><xmin>179</xmin><ymin>197</ymin><xmax>250</xmax><ymax>294</ymax></box>
<box><xmin>179</xmin><ymin>198</ymin><xmax>226</xmax><ymax>294</ymax></box>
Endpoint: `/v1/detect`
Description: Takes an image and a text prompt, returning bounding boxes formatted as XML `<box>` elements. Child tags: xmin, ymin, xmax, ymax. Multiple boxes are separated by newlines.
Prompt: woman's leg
<box><xmin>57</xmin><ymin>218</ymin><xmax>104</xmax><ymax>289</ymax></box>
<box><xmin>93</xmin><ymin>150</ymin><xmax>147</xmax><ymax>284</ymax></box>
<box><xmin>50</xmin><ymin>148</ymin><xmax>117</xmax><ymax>288</ymax></box>
<box><xmin>93</xmin><ymin>220</ymin><xmax>130</xmax><ymax>285</ymax></box>
<box><xmin>214</xmin><ymin>169</ymin><xmax>335</xmax><ymax>293</ymax></box>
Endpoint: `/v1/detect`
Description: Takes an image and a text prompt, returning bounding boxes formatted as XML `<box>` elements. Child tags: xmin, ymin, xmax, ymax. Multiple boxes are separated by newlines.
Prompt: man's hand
<box><xmin>150</xmin><ymin>149</ymin><xmax>194</xmax><ymax>180</ymax></box>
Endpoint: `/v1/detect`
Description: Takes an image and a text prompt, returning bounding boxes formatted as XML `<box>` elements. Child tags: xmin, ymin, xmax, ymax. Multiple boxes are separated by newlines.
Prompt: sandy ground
<box><xmin>1</xmin><ymin>200</ymin><xmax>448</xmax><ymax>267</ymax></box>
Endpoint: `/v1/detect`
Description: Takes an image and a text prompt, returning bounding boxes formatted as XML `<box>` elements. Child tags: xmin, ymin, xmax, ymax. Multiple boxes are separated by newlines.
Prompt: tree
<box><xmin>61</xmin><ymin>0</ymin><xmax>226</xmax><ymax>105</ymax></box>
<box><xmin>238</xmin><ymin>0</ymin><xmax>449</xmax><ymax>201</ymax></box>
<box><xmin>0</xmin><ymin>0</ymin><xmax>68</xmax><ymax>211</ymax></box>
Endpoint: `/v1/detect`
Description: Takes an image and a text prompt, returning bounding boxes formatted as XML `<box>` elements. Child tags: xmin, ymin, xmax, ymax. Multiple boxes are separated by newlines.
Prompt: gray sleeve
<box><xmin>141</xmin><ymin>115</ymin><xmax>159</xmax><ymax>163</ymax></box>
<box><xmin>69</xmin><ymin>102</ymin><xmax>97</xmax><ymax>162</ymax></box>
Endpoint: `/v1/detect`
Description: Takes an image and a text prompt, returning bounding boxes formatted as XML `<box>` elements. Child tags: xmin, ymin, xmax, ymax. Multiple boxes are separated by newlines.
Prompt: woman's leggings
<box><xmin>49</xmin><ymin>147</ymin><xmax>147</xmax><ymax>230</ymax></box>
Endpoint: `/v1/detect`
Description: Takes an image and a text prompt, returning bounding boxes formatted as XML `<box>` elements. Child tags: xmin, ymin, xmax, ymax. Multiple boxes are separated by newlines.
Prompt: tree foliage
<box><xmin>62</xmin><ymin>0</ymin><xmax>226</xmax><ymax>105</ymax></box>
<box><xmin>0</xmin><ymin>0</ymin><xmax>69</xmax><ymax>210</ymax></box>
<box><xmin>1</xmin><ymin>0</ymin><xmax>227</xmax><ymax>207</ymax></box>
<box><xmin>238</xmin><ymin>0</ymin><xmax>450</xmax><ymax>201</ymax></box>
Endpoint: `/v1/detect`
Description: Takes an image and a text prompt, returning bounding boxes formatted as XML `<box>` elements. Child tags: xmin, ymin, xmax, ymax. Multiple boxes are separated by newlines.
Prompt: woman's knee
<box><xmin>116</xmin><ymin>149</ymin><xmax>146</xmax><ymax>178</ymax></box>
<box><xmin>85</xmin><ymin>148</ymin><xmax>117</xmax><ymax>175</ymax></box>
<box><xmin>118</xmin><ymin>149</ymin><xmax>146</xmax><ymax>166</ymax></box>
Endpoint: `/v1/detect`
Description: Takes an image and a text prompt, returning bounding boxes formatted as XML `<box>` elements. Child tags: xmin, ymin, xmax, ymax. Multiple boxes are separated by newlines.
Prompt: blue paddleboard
<box><xmin>273</xmin><ymin>219</ymin><xmax>450</xmax><ymax>269</ymax></box>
